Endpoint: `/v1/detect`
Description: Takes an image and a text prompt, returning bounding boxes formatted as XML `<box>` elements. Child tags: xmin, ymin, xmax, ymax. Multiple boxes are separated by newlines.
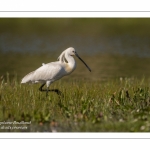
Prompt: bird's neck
<box><xmin>64</xmin><ymin>53</ymin><xmax>76</xmax><ymax>74</ymax></box>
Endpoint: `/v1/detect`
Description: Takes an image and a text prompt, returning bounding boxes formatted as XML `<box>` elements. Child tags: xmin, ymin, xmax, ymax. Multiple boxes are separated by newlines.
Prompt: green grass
<box><xmin>1</xmin><ymin>18</ymin><xmax>150</xmax><ymax>132</ymax></box>
<box><xmin>0</xmin><ymin>73</ymin><xmax>150</xmax><ymax>132</ymax></box>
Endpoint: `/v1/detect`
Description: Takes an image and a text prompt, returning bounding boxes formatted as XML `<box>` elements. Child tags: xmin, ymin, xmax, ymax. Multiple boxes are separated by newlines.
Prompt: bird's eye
<box><xmin>72</xmin><ymin>51</ymin><xmax>75</xmax><ymax>53</ymax></box>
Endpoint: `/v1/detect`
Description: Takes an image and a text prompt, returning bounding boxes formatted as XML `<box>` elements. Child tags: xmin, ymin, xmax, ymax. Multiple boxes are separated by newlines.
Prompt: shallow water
<box><xmin>0</xmin><ymin>32</ymin><xmax>150</xmax><ymax>58</ymax></box>
<box><xmin>0</xmin><ymin>18</ymin><xmax>150</xmax><ymax>81</ymax></box>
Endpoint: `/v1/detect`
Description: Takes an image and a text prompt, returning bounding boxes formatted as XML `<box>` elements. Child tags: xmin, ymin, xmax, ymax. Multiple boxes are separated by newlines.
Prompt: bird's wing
<box><xmin>21</xmin><ymin>71</ymin><xmax>35</xmax><ymax>83</ymax></box>
<box><xmin>34</xmin><ymin>62</ymin><xmax>65</xmax><ymax>81</ymax></box>
<box><xmin>21</xmin><ymin>62</ymin><xmax>65</xmax><ymax>83</ymax></box>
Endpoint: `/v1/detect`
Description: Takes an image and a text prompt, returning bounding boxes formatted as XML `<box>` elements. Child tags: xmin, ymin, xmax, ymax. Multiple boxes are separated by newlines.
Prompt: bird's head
<box><xmin>66</xmin><ymin>47</ymin><xmax>91</xmax><ymax>72</ymax></box>
<box><xmin>67</xmin><ymin>47</ymin><xmax>77</xmax><ymax>56</ymax></box>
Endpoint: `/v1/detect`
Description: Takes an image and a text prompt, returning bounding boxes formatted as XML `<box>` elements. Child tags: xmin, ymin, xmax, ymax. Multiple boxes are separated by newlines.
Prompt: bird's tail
<box><xmin>21</xmin><ymin>71</ymin><xmax>35</xmax><ymax>83</ymax></box>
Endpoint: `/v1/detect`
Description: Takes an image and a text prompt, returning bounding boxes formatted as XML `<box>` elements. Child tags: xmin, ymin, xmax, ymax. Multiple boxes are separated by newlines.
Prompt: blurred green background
<box><xmin>0</xmin><ymin>18</ymin><xmax>150</xmax><ymax>81</ymax></box>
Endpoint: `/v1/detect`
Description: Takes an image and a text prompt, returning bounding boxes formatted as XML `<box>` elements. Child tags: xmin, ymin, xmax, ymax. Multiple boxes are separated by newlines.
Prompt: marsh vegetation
<box><xmin>0</xmin><ymin>18</ymin><xmax>150</xmax><ymax>132</ymax></box>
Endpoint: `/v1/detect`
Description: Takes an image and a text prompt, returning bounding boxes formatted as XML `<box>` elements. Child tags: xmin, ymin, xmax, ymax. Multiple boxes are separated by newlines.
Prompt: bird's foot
<box><xmin>39</xmin><ymin>88</ymin><xmax>63</xmax><ymax>96</ymax></box>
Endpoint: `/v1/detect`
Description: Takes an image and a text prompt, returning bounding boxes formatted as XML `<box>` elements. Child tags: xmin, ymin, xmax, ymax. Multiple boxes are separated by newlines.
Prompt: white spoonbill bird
<box><xmin>21</xmin><ymin>47</ymin><xmax>91</xmax><ymax>96</ymax></box>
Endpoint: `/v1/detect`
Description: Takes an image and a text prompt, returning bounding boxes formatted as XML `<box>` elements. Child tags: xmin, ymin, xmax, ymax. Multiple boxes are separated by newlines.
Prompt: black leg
<box><xmin>39</xmin><ymin>83</ymin><xmax>63</xmax><ymax>96</ymax></box>
<box><xmin>39</xmin><ymin>83</ymin><xmax>46</xmax><ymax>91</ymax></box>
<box><xmin>51</xmin><ymin>89</ymin><xmax>62</xmax><ymax>96</ymax></box>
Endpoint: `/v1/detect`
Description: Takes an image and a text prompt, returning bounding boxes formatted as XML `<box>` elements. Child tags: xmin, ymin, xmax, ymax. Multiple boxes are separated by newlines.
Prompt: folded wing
<box><xmin>21</xmin><ymin>62</ymin><xmax>65</xmax><ymax>84</ymax></box>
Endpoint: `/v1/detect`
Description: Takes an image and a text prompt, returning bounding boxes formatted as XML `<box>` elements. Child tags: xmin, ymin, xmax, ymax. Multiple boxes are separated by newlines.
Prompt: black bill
<box><xmin>76</xmin><ymin>53</ymin><xmax>91</xmax><ymax>72</ymax></box>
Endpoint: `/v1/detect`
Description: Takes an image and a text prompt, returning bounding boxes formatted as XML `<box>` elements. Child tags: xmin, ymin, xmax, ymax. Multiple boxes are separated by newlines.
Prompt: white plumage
<box><xmin>21</xmin><ymin>47</ymin><xmax>91</xmax><ymax>96</ymax></box>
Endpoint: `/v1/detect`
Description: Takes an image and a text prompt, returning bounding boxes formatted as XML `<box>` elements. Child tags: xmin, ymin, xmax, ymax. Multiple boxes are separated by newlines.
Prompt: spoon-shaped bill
<box><xmin>76</xmin><ymin>53</ymin><xmax>91</xmax><ymax>72</ymax></box>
